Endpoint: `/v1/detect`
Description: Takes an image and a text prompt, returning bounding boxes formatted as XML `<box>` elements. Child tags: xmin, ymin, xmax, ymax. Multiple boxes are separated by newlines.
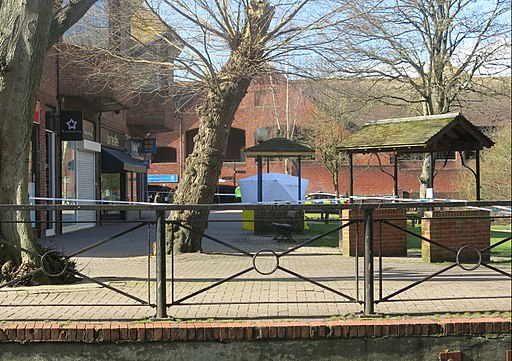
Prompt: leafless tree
<box><xmin>299</xmin><ymin>80</ymin><xmax>371</xmax><ymax>196</ymax></box>
<box><xmin>458</xmin><ymin>123</ymin><xmax>511</xmax><ymax>201</ymax></box>
<box><xmin>0</xmin><ymin>1</ymin><xmax>98</xmax><ymax>282</ymax></box>
<box><xmin>317</xmin><ymin>0</ymin><xmax>511</xmax><ymax>197</ymax></box>
<box><xmin>65</xmin><ymin>0</ymin><xmax>350</xmax><ymax>252</ymax></box>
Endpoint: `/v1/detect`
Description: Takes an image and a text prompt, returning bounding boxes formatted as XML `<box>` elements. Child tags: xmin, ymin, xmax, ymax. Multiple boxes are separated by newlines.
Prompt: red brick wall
<box><xmin>0</xmin><ymin>318</ymin><xmax>509</xmax><ymax>343</ymax></box>
<box><xmin>421</xmin><ymin>210</ymin><xmax>490</xmax><ymax>263</ymax></box>
<box><xmin>148</xmin><ymin>79</ymin><xmax>468</xmax><ymax>198</ymax></box>
<box><xmin>33</xmin><ymin>48</ymin><xmax>59</xmax><ymax>236</ymax></box>
<box><xmin>341</xmin><ymin>209</ymin><xmax>407</xmax><ymax>256</ymax></box>
<box><xmin>301</xmin><ymin>161</ymin><xmax>463</xmax><ymax>198</ymax></box>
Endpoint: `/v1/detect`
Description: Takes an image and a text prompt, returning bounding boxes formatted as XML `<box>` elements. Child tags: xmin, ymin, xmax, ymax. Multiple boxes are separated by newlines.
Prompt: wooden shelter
<box><xmin>336</xmin><ymin>113</ymin><xmax>494</xmax><ymax>200</ymax></box>
<box><xmin>244</xmin><ymin>136</ymin><xmax>315</xmax><ymax>202</ymax></box>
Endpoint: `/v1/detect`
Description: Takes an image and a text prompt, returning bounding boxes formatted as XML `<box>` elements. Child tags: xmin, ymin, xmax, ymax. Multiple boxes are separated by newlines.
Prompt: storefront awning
<box><xmin>101</xmin><ymin>147</ymin><xmax>147</xmax><ymax>173</ymax></box>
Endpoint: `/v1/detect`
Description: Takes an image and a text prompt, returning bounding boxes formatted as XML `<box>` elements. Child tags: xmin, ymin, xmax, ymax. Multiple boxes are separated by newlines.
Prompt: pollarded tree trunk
<box><xmin>0</xmin><ymin>0</ymin><xmax>98</xmax><ymax>281</ymax></box>
<box><xmin>0</xmin><ymin>1</ymin><xmax>55</xmax><ymax>270</ymax></box>
<box><xmin>167</xmin><ymin>74</ymin><xmax>252</xmax><ymax>252</ymax></box>
<box><xmin>167</xmin><ymin>0</ymin><xmax>274</xmax><ymax>253</ymax></box>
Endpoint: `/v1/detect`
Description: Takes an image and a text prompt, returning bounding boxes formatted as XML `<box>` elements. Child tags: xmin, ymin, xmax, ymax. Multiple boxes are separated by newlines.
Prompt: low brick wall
<box><xmin>421</xmin><ymin>210</ymin><xmax>491</xmax><ymax>263</ymax></box>
<box><xmin>0</xmin><ymin>318</ymin><xmax>509</xmax><ymax>343</ymax></box>
<box><xmin>1</xmin><ymin>318</ymin><xmax>510</xmax><ymax>361</ymax></box>
<box><xmin>341</xmin><ymin>209</ymin><xmax>407</xmax><ymax>256</ymax></box>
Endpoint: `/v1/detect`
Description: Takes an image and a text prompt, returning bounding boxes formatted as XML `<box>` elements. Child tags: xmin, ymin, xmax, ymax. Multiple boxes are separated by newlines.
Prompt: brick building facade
<box><xmin>31</xmin><ymin>44</ymin><xmax>510</xmax><ymax>237</ymax></box>
<box><xmin>31</xmin><ymin>45</ymin><xmax>152</xmax><ymax>237</ymax></box>
<box><xmin>147</xmin><ymin>75</ymin><xmax>500</xmax><ymax>199</ymax></box>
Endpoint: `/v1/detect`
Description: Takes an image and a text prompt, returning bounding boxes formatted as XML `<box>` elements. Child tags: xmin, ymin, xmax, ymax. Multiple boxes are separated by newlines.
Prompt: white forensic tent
<box><xmin>238</xmin><ymin>173</ymin><xmax>309</xmax><ymax>203</ymax></box>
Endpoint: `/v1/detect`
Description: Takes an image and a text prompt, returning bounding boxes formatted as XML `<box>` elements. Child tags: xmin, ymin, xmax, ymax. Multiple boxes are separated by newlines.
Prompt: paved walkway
<box><xmin>0</xmin><ymin>211</ymin><xmax>510</xmax><ymax>321</ymax></box>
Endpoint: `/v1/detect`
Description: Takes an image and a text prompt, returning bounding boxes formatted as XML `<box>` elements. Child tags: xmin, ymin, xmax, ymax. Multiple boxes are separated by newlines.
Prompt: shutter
<box><xmin>76</xmin><ymin>150</ymin><xmax>96</xmax><ymax>228</ymax></box>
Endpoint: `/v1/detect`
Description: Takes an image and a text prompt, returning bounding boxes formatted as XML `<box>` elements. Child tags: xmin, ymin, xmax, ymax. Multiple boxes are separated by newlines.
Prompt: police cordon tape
<box><xmin>350</xmin><ymin>195</ymin><xmax>512</xmax><ymax>214</ymax></box>
<box><xmin>28</xmin><ymin>196</ymin><xmax>511</xmax><ymax>214</ymax></box>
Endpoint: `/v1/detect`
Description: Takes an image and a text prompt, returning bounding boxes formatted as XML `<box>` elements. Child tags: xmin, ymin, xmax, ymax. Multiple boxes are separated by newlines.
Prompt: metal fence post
<box><xmin>156</xmin><ymin>210</ymin><xmax>168</xmax><ymax>318</ymax></box>
<box><xmin>364</xmin><ymin>208</ymin><xmax>375</xmax><ymax>315</ymax></box>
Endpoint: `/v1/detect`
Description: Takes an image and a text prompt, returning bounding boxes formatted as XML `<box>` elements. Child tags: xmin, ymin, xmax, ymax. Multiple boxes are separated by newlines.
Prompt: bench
<box><xmin>272</xmin><ymin>210</ymin><xmax>297</xmax><ymax>242</ymax></box>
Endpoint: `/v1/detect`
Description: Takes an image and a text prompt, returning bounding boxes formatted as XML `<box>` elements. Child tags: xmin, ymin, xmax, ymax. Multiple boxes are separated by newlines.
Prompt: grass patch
<box><xmin>407</xmin><ymin>224</ymin><xmax>422</xmax><ymax>250</ymax></box>
<box><xmin>490</xmin><ymin>229</ymin><xmax>512</xmax><ymax>256</ymax></box>
<box><xmin>304</xmin><ymin>212</ymin><xmax>340</xmax><ymax>221</ymax></box>
<box><xmin>304</xmin><ymin>222</ymin><xmax>340</xmax><ymax>247</ymax></box>
<box><xmin>304</xmin><ymin>221</ymin><xmax>511</xmax><ymax>256</ymax></box>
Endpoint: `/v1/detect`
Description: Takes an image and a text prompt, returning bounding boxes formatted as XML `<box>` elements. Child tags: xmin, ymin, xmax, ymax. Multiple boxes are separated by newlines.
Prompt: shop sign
<box><xmin>83</xmin><ymin>120</ymin><xmax>95</xmax><ymax>141</ymax></box>
<box><xmin>142</xmin><ymin>138</ymin><xmax>157</xmax><ymax>153</ymax></box>
<box><xmin>60</xmin><ymin>111</ymin><xmax>83</xmax><ymax>141</ymax></box>
<box><xmin>147</xmin><ymin>174</ymin><xmax>178</xmax><ymax>183</ymax></box>
<box><xmin>101</xmin><ymin>127</ymin><xmax>125</xmax><ymax>150</ymax></box>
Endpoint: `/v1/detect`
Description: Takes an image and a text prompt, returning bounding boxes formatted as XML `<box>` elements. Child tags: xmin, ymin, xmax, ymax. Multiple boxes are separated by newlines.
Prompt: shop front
<box><xmin>60</xmin><ymin>115</ymin><xmax>101</xmax><ymax>232</ymax></box>
<box><xmin>100</xmin><ymin>128</ymin><xmax>146</xmax><ymax>220</ymax></box>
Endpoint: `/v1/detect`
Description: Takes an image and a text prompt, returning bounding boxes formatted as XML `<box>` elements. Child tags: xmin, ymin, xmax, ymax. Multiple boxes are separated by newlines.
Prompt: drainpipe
<box><xmin>55</xmin><ymin>46</ymin><xmax>63</xmax><ymax>235</ymax></box>
<box><xmin>179</xmin><ymin>115</ymin><xmax>183</xmax><ymax>181</ymax></box>
<box><xmin>97</xmin><ymin>112</ymin><xmax>103</xmax><ymax>224</ymax></box>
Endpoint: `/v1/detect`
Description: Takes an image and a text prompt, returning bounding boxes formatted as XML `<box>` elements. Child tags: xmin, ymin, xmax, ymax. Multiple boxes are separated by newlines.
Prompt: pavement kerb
<box><xmin>0</xmin><ymin>317</ymin><xmax>510</xmax><ymax>343</ymax></box>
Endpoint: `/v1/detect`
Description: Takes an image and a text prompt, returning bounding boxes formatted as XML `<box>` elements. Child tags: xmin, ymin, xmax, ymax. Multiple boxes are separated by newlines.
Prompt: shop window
<box><xmin>28</xmin><ymin>126</ymin><xmax>39</xmax><ymax>228</ymax></box>
<box><xmin>102</xmin><ymin>173</ymin><xmax>121</xmax><ymax>202</ymax></box>
<box><xmin>61</xmin><ymin>141</ymin><xmax>77</xmax><ymax>226</ymax></box>
<box><xmin>153</xmin><ymin>147</ymin><xmax>177</xmax><ymax>163</ymax></box>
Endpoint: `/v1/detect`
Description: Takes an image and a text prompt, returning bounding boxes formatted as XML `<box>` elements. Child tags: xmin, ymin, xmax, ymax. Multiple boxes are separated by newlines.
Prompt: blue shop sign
<box><xmin>148</xmin><ymin>174</ymin><xmax>178</xmax><ymax>183</ymax></box>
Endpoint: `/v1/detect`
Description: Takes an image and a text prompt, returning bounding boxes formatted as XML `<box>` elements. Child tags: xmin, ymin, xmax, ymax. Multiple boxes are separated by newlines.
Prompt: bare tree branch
<box><xmin>49</xmin><ymin>0</ymin><xmax>98</xmax><ymax>48</ymax></box>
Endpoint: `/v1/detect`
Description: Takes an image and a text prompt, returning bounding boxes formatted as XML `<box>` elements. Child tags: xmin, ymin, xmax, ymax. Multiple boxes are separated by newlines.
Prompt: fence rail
<box><xmin>0</xmin><ymin>200</ymin><xmax>510</xmax><ymax>320</ymax></box>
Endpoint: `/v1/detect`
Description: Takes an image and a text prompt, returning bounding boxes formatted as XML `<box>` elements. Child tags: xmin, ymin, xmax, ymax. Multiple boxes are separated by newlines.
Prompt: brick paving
<box><xmin>0</xmin><ymin>211</ymin><xmax>510</xmax><ymax>321</ymax></box>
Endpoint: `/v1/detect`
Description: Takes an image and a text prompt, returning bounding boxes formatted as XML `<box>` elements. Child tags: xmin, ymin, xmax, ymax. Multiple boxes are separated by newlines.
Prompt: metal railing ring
<box><xmin>252</xmin><ymin>249</ymin><xmax>279</xmax><ymax>275</ymax></box>
<box><xmin>456</xmin><ymin>245</ymin><xmax>482</xmax><ymax>271</ymax></box>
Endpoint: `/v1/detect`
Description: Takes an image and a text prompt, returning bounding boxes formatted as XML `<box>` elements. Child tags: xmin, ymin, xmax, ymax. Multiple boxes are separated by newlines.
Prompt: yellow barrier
<box><xmin>241</xmin><ymin>209</ymin><xmax>309</xmax><ymax>230</ymax></box>
<box><xmin>242</xmin><ymin>210</ymin><xmax>254</xmax><ymax>230</ymax></box>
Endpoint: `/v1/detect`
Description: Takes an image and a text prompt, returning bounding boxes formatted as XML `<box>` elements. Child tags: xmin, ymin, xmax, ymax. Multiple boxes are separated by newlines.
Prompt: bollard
<box><xmin>156</xmin><ymin>210</ymin><xmax>168</xmax><ymax>318</ymax></box>
<box><xmin>364</xmin><ymin>208</ymin><xmax>375</xmax><ymax>315</ymax></box>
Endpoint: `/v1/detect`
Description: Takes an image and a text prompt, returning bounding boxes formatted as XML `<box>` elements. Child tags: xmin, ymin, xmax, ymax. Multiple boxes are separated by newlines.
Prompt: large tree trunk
<box><xmin>1</xmin><ymin>1</ymin><xmax>98</xmax><ymax>284</ymax></box>
<box><xmin>419</xmin><ymin>153</ymin><xmax>432</xmax><ymax>199</ymax></box>
<box><xmin>167</xmin><ymin>75</ymin><xmax>252</xmax><ymax>252</ymax></box>
<box><xmin>0</xmin><ymin>2</ymin><xmax>54</xmax><ymax>270</ymax></box>
<box><xmin>331</xmin><ymin>168</ymin><xmax>340</xmax><ymax>198</ymax></box>
<box><xmin>167</xmin><ymin>0</ymin><xmax>274</xmax><ymax>253</ymax></box>
<box><xmin>420</xmin><ymin>86</ymin><xmax>448</xmax><ymax>199</ymax></box>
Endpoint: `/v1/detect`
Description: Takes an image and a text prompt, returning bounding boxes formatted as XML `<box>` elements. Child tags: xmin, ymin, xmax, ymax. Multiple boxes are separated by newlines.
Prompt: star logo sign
<box><xmin>66</xmin><ymin>118</ymin><xmax>77</xmax><ymax>130</ymax></box>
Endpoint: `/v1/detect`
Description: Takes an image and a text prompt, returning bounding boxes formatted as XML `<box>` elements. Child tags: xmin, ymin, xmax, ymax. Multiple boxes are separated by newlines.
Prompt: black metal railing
<box><xmin>0</xmin><ymin>200</ymin><xmax>510</xmax><ymax>319</ymax></box>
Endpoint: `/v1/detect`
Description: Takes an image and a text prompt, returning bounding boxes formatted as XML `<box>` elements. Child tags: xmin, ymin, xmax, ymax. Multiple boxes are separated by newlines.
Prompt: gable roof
<box><xmin>244</xmin><ymin>137</ymin><xmax>314</xmax><ymax>157</ymax></box>
<box><xmin>336</xmin><ymin>113</ymin><xmax>494</xmax><ymax>154</ymax></box>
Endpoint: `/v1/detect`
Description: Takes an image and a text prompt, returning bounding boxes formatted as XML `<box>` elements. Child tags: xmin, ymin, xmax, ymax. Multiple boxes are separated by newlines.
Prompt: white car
<box><xmin>305</xmin><ymin>192</ymin><xmax>347</xmax><ymax>204</ymax></box>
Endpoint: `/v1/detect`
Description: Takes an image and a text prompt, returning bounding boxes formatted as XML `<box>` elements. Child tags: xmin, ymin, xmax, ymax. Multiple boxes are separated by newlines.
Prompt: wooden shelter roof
<box><xmin>336</xmin><ymin>113</ymin><xmax>494</xmax><ymax>154</ymax></box>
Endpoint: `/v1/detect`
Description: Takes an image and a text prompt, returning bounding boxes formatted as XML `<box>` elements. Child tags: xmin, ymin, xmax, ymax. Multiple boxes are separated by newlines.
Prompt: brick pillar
<box><xmin>341</xmin><ymin>209</ymin><xmax>407</xmax><ymax>257</ymax></box>
<box><xmin>421</xmin><ymin>210</ymin><xmax>490</xmax><ymax>263</ymax></box>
